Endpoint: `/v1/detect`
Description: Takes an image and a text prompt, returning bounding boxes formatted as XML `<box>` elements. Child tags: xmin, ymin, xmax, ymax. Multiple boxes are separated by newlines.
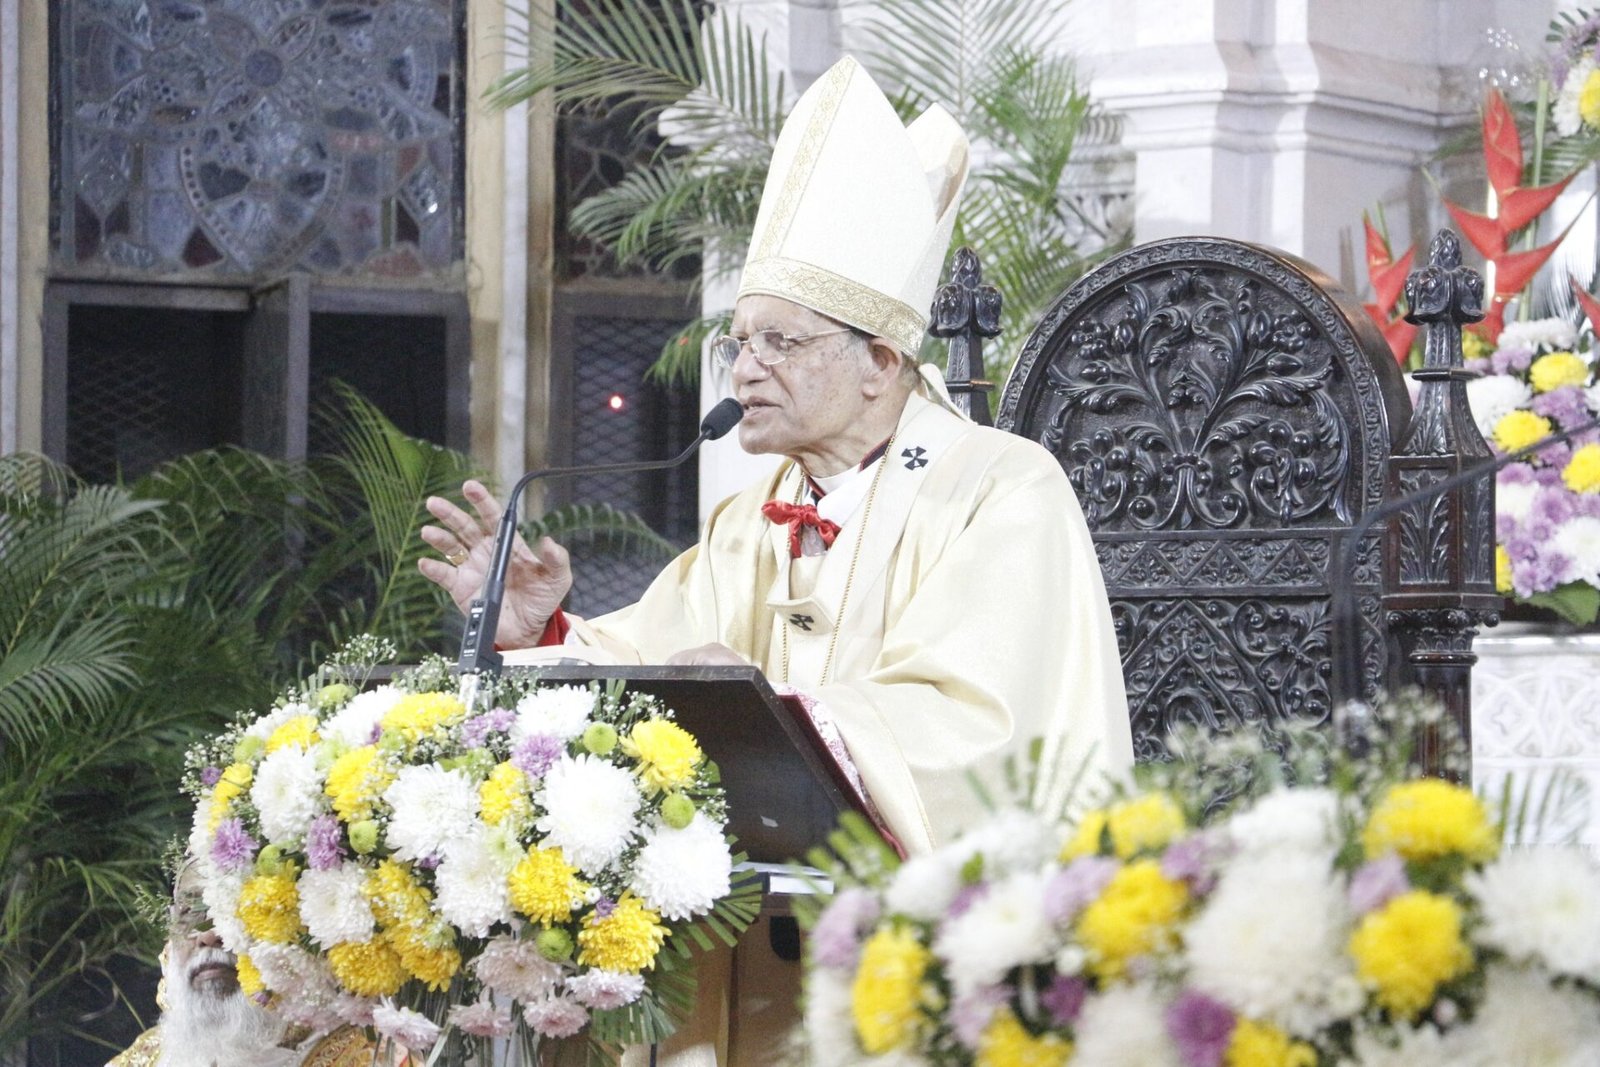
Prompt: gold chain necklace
<box><xmin>780</xmin><ymin>437</ymin><xmax>894</xmax><ymax>686</ymax></box>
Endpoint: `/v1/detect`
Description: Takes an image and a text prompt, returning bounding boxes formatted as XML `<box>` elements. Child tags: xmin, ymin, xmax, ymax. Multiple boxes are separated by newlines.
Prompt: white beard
<box><xmin>156</xmin><ymin>948</ymin><xmax>296</xmax><ymax>1067</ymax></box>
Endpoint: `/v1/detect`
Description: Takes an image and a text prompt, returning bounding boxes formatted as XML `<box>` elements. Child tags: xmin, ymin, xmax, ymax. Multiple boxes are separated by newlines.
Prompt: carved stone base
<box><xmin>1472</xmin><ymin>624</ymin><xmax>1600</xmax><ymax>848</ymax></box>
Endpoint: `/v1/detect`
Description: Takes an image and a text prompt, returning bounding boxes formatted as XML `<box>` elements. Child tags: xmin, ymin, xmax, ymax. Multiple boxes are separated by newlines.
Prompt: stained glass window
<box><xmin>54</xmin><ymin>0</ymin><xmax>465</xmax><ymax>277</ymax></box>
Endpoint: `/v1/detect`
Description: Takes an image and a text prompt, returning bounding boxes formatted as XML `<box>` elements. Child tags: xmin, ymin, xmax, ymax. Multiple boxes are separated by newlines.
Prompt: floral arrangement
<box><xmin>1464</xmin><ymin>317</ymin><xmax>1600</xmax><ymax>624</ymax></box>
<box><xmin>181</xmin><ymin>638</ymin><xmax>757</xmax><ymax>1061</ymax></box>
<box><xmin>798</xmin><ymin>701</ymin><xmax>1600</xmax><ymax>1066</ymax></box>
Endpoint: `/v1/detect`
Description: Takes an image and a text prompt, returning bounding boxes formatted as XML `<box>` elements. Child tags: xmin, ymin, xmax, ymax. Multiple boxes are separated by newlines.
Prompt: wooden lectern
<box><xmin>517</xmin><ymin>665</ymin><xmax>878</xmax><ymax>865</ymax></box>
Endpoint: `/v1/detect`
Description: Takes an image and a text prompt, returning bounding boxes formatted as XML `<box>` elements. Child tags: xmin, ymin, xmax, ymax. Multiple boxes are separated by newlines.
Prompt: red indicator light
<box><xmin>607</xmin><ymin>393</ymin><xmax>626</xmax><ymax>412</ymax></box>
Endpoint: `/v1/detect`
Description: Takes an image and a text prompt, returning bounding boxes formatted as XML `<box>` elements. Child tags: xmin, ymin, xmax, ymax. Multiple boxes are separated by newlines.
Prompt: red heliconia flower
<box><xmin>1361</xmin><ymin>214</ymin><xmax>1417</xmax><ymax>365</ymax></box>
<box><xmin>1571</xmin><ymin>276</ymin><xmax>1600</xmax><ymax>340</ymax></box>
<box><xmin>1442</xmin><ymin>88</ymin><xmax>1578</xmax><ymax>344</ymax></box>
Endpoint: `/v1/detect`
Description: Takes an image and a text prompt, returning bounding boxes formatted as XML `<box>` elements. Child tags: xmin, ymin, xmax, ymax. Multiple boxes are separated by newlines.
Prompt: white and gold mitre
<box><xmin>736</xmin><ymin>56</ymin><xmax>970</xmax><ymax>355</ymax></box>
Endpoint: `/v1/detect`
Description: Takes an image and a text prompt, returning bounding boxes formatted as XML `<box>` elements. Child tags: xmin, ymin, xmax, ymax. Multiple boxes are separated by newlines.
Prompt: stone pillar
<box><xmin>1067</xmin><ymin>0</ymin><xmax>1558</xmax><ymax>289</ymax></box>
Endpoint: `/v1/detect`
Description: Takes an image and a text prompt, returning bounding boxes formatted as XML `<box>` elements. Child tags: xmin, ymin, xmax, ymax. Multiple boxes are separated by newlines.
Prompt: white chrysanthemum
<box><xmin>1071</xmin><ymin>983</ymin><xmax>1183</xmax><ymax>1067</ymax></box>
<box><xmin>804</xmin><ymin>966</ymin><xmax>862</xmax><ymax>1067</ymax></box>
<box><xmin>629</xmin><ymin>813</ymin><xmax>731</xmax><ymax>920</ymax></box>
<box><xmin>934</xmin><ymin>869</ymin><xmax>1058</xmax><ymax>994</ymax></box>
<box><xmin>374</xmin><ymin>1002</ymin><xmax>442</xmax><ymax>1051</ymax></box>
<box><xmin>1495</xmin><ymin>475</ymin><xmax>1539</xmax><ymax>527</ymax></box>
<box><xmin>1499</xmin><ymin>316</ymin><xmax>1579</xmax><ymax>355</ymax></box>
<box><xmin>535</xmin><ymin>754</ymin><xmax>641</xmax><ymax>874</ymax></box>
<box><xmin>250</xmin><ymin>746</ymin><xmax>323</xmax><ymax>845</ymax></box>
<box><xmin>1184</xmin><ymin>852</ymin><xmax>1354</xmax><ymax>1036</ymax></box>
<box><xmin>449</xmin><ymin>999</ymin><xmax>516</xmax><ymax>1038</ymax></box>
<box><xmin>523</xmin><ymin>996</ymin><xmax>589</xmax><ymax>1039</ymax></box>
<box><xmin>200</xmin><ymin>870</ymin><xmax>248</xmax><ymax>952</ymax></box>
<box><xmin>1468</xmin><ymin>847</ymin><xmax>1600</xmax><ymax>978</ymax></box>
<box><xmin>334</xmin><ymin>994</ymin><xmax>375</xmax><ymax>1028</ymax></box>
<box><xmin>566</xmin><ymin>969</ymin><xmax>647</xmax><ymax>1009</ymax></box>
<box><xmin>474</xmin><ymin>937</ymin><xmax>561</xmax><ymax>1002</ymax></box>
<box><xmin>1553</xmin><ymin>517</ymin><xmax>1600</xmax><ymax>582</ymax></box>
<box><xmin>324</xmin><ymin>685</ymin><xmax>403</xmax><ymax>747</ymax></box>
<box><xmin>884</xmin><ymin>850</ymin><xmax>963</xmax><ymax>921</ymax></box>
<box><xmin>1555</xmin><ymin>59</ymin><xmax>1597</xmax><ymax>137</ymax></box>
<box><xmin>1466</xmin><ymin>374</ymin><xmax>1533</xmax><ymax>438</ymax></box>
<box><xmin>513</xmin><ymin>685</ymin><xmax>596</xmax><ymax>742</ymax></box>
<box><xmin>382</xmin><ymin>765</ymin><xmax>480</xmax><ymax>863</ymax></box>
<box><xmin>1345</xmin><ymin>1021</ymin><xmax>1453</xmax><ymax>1067</ymax></box>
<box><xmin>245</xmin><ymin>701</ymin><xmax>314</xmax><ymax>741</ymax></box>
<box><xmin>947</xmin><ymin>808</ymin><xmax>1060</xmax><ymax>878</ymax></box>
<box><xmin>188</xmin><ymin>795</ymin><xmax>216</xmax><ymax>864</ymax></box>
<box><xmin>296</xmin><ymin>866</ymin><xmax>374</xmax><ymax>948</ymax></box>
<box><xmin>1227</xmin><ymin>787</ymin><xmax>1340</xmax><ymax>858</ymax></box>
<box><xmin>1448</xmin><ymin>965</ymin><xmax>1600</xmax><ymax>1066</ymax></box>
<box><xmin>252</xmin><ymin>941</ymin><xmax>337</xmax><ymax>1003</ymax></box>
<box><xmin>433</xmin><ymin>824</ymin><xmax>516</xmax><ymax>937</ymax></box>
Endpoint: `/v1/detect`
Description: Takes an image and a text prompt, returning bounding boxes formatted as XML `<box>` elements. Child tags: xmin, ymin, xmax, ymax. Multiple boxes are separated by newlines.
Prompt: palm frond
<box><xmin>524</xmin><ymin>502</ymin><xmax>681</xmax><ymax>562</ymax></box>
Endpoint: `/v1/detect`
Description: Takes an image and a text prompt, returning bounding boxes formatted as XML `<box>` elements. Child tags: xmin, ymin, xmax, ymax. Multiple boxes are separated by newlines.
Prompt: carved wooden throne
<box><xmin>972</xmin><ymin>236</ymin><xmax>1495</xmax><ymax>764</ymax></box>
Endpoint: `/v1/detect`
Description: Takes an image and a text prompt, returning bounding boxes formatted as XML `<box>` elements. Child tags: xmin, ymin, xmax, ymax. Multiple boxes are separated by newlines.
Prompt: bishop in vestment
<box><xmin>421</xmin><ymin>54</ymin><xmax>1132</xmax><ymax>1064</ymax></box>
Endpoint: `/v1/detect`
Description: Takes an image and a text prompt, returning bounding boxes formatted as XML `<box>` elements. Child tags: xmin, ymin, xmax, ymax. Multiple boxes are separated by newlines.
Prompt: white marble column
<box><xmin>1</xmin><ymin>0</ymin><xmax>20</xmax><ymax>456</ymax></box>
<box><xmin>1066</xmin><ymin>0</ymin><xmax>1558</xmax><ymax>289</ymax></box>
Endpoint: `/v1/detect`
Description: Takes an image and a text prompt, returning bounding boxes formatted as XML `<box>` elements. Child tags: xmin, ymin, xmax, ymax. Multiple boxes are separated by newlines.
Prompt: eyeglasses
<box><xmin>710</xmin><ymin>327</ymin><xmax>856</xmax><ymax>370</ymax></box>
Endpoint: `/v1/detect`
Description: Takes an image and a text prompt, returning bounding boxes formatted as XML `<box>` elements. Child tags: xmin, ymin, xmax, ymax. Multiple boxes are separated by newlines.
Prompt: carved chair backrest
<box><xmin>993</xmin><ymin>238</ymin><xmax>1416</xmax><ymax>762</ymax></box>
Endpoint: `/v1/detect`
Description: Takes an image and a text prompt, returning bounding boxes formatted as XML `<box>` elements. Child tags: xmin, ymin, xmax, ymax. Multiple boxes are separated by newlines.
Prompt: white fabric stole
<box><xmin>764</xmin><ymin>395</ymin><xmax>972</xmax><ymax>686</ymax></box>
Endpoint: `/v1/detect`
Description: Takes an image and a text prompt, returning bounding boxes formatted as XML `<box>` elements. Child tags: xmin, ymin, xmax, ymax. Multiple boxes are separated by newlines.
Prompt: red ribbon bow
<box><xmin>761</xmin><ymin>500</ymin><xmax>841</xmax><ymax>558</ymax></box>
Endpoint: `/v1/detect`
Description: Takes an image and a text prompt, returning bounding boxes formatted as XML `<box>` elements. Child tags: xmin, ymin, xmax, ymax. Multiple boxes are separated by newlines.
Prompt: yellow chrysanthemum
<box><xmin>207</xmin><ymin>762</ymin><xmax>254</xmax><ymax>832</ymax></box>
<box><xmin>380</xmin><ymin>691</ymin><xmax>466</xmax><ymax>747</ymax></box>
<box><xmin>1061</xmin><ymin>809</ymin><xmax>1109</xmax><ymax>860</ymax></box>
<box><xmin>324</xmin><ymin>745</ymin><xmax>394</xmax><ymax>823</ymax></box>
<box><xmin>1225</xmin><ymin>1018</ymin><xmax>1317</xmax><ymax>1067</ymax></box>
<box><xmin>1493</xmin><ymin>409</ymin><xmax>1553</xmax><ymax>454</ymax></box>
<box><xmin>1107</xmin><ymin>793</ymin><xmax>1186</xmax><ymax>859</ymax></box>
<box><xmin>364</xmin><ymin>859</ymin><xmax>432</xmax><ymax>927</ymax></box>
<box><xmin>1581</xmin><ymin>69</ymin><xmax>1600</xmax><ymax>130</ymax></box>
<box><xmin>1349</xmin><ymin>890</ymin><xmax>1472</xmax><ymax>1020</ymax></box>
<box><xmin>508</xmin><ymin>846</ymin><xmax>586</xmax><ymax>924</ymax></box>
<box><xmin>1495</xmin><ymin>545</ymin><xmax>1512</xmax><ymax>596</ymax></box>
<box><xmin>1563</xmin><ymin>443</ymin><xmax>1600</xmax><ymax>494</ymax></box>
<box><xmin>1529</xmin><ymin>351</ymin><xmax>1590</xmax><ymax>393</ymax></box>
<box><xmin>1461</xmin><ymin>329</ymin><xmax>1492</xmax><ymax>361</ymax></box>
<box><xmin>624</xmin><ymin>718</ymin><xmax>704</xmax><ymax>792</ymax></box>
<box><xmin>236</xmin><ymin>953</ymin><xmax>264</xmax><ymax>998</ymax></box>
<box><xmin>479</xmin><ymin>761</ymin><xmax>531</xmax><ymax>826</ymax></box>
<box><xmin>265</xmin><ymin>714</ymin><xmax>319</xmax><ymax>754</ymax></box>
<box><xmin>577</xmin><ymin>894</ymin><xmax>669</xmax><ymax>974</ymax></box>
<box><xmin>1075</xmin><ymin>860</ymin><xmax>1188</xmax><ymax>979</ymax></box>
<box><xmin>328</xmin><ymin>938</ymin><xmax>408</xmax><ymax>996</ymax></box>
<box><xmin>850</xmin><ymin>925</ymin><xmax>931</xmax><ymax>1055</ymax></box>
<box><xmin>977</xmin><ymin>1007</ymin><xmax>1072</xmax><ymax>1067</ymax></box>
<box><xmin>1362</xmin><ymin>778</ymin><xmax>1498</xmax><ymax>863</ymax></box>
<box><xmin>238</xmin><ymin>873</ymin><xmax>302</xmax><ymax>944</ymax></box>
<box><xmin>388</xmin><ymin>928</ymin><xmax>462</xmax><ymax>991</ymax></box>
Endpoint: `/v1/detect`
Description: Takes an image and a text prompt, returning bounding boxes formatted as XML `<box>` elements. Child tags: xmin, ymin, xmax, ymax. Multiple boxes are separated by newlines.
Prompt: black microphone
<box><xmin>1329</xmin><ymin>414</ymin><xmax>1600</xmax><ymax>709</ymax></box>
<box><xmin>457</xmin><ymin>397</ymin><xmax>745</xmax><ymax>678</ymax></box>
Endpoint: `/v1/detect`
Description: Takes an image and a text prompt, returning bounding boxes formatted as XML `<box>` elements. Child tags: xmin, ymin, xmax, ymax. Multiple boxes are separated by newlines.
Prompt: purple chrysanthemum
<box><xmin>810</xmin><ymin>887</ymin><xmax>880</xmax><ymax>969</ymax></box>
<box><xmin>461</xmin><ymin>707</ymin><xmax>518</xmax><ymax>749</ymax></box>
<box><xmin>1348</xmin><ymin>853</ymin><xmax>1410</xmax><ymax>915</ymax></box>
<box><xmin>1043</xmin><ymin>856</ymin><xmax>1118</xmax><ymax>925</ymax></box>
<box><xmin>1161</xmin><ymin>831</ymin><xmax>1228</xmax><ymax>895</ymax></box>
<box><xmin>1040</xmin><ymin>975</ymin><xmax>1089</xmax><ymax>1027</ymax></box>
<box><xmin>306</xmin><ymin>813</ymin><xmax>345</xmax><ymax>870</ymax></box>
<box><xmin>211</xmin><ymin>817</ymin><xmax>256</xmax><ymax>872</ymax></box>
<box><xmin>946</xmin><ymin>882</ymin><xmax>988</xmax><ymax>918</ymax></box>
<box><xmin>951</xmin><ymin>985</ymin><xmax>1012</xmax><ymax>1048</ymax></box>
<box><xmin>200</xmin><ymin>765</ymin><xmax>222</xmax><ymax>787</ymax></box>
<box><xmin>512</xmin><ymin>733</ymin><xmax>565</xmax><ymax>778</ymax></box>
<box><xmin>592</xmin><ymin>896</ymin><xmax>616</xmax><ymax>919</ymax></box>
<box><xmin>1165</xmin><ymin>989</ymin><xmax>1236</xmax><ymax>1067</ymax></box>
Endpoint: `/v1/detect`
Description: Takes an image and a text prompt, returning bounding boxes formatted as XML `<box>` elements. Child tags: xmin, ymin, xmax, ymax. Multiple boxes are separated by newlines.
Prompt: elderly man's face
<box><xmin>729</xmin><ymin>295</ymin><xmax>875</xmax><ymax>468</ymax></box>
<box><xmin>167</xmin><ymin>871</ymin><xmax>239</xmax><ymax>1003</ymax></box>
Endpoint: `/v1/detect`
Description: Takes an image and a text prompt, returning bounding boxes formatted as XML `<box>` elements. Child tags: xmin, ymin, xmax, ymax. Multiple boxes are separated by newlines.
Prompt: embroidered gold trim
<box><xmin>739</xmin><ymin>258</ymin><xmax>926</xmax><ymax>354</ymax></box>
<box><xmin>749</xmin><ymin>60</ymin><xmax>854</xmax><ymax>261</ymax></box>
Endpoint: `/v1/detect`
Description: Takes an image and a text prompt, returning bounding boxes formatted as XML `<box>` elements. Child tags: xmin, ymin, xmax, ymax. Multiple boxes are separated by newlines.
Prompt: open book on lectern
<box><xmin>499</xmin><ymin>657</ymin><xmax>885</xmax><ymax>865</ymax></box>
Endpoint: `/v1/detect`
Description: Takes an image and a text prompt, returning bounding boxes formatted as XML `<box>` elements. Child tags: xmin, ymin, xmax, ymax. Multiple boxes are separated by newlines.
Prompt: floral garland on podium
<box><xmin>799</xmin><ymin>697</ymin><xmax>1600</xmax><ymax>1066</ymax></box>
<box><xmin>182</xmin><ymin>638</ymin><xmax>758</xmax><ymax>1062</ymax></box>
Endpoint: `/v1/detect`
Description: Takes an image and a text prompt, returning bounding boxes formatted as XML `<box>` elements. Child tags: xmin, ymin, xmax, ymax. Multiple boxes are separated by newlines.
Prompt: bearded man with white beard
<box><xmin>108</xmin><ymin>874</ymin><xmax>381</xmax><ymax>1067</ymax></box>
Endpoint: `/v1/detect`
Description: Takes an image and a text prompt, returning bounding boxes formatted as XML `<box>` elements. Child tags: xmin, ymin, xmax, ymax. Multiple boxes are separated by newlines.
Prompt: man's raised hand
<box><xmin>418</xmin><ymin>479</ymin><xmax>573</xmax><ymax>649</ymax></box>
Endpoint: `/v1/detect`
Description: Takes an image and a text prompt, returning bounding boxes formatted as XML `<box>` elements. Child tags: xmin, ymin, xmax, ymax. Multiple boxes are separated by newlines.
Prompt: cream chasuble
<box><xmin>566</xmin><ymin>391</ymin><xmax>1133</xmax><ymax>853</ymax></box>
